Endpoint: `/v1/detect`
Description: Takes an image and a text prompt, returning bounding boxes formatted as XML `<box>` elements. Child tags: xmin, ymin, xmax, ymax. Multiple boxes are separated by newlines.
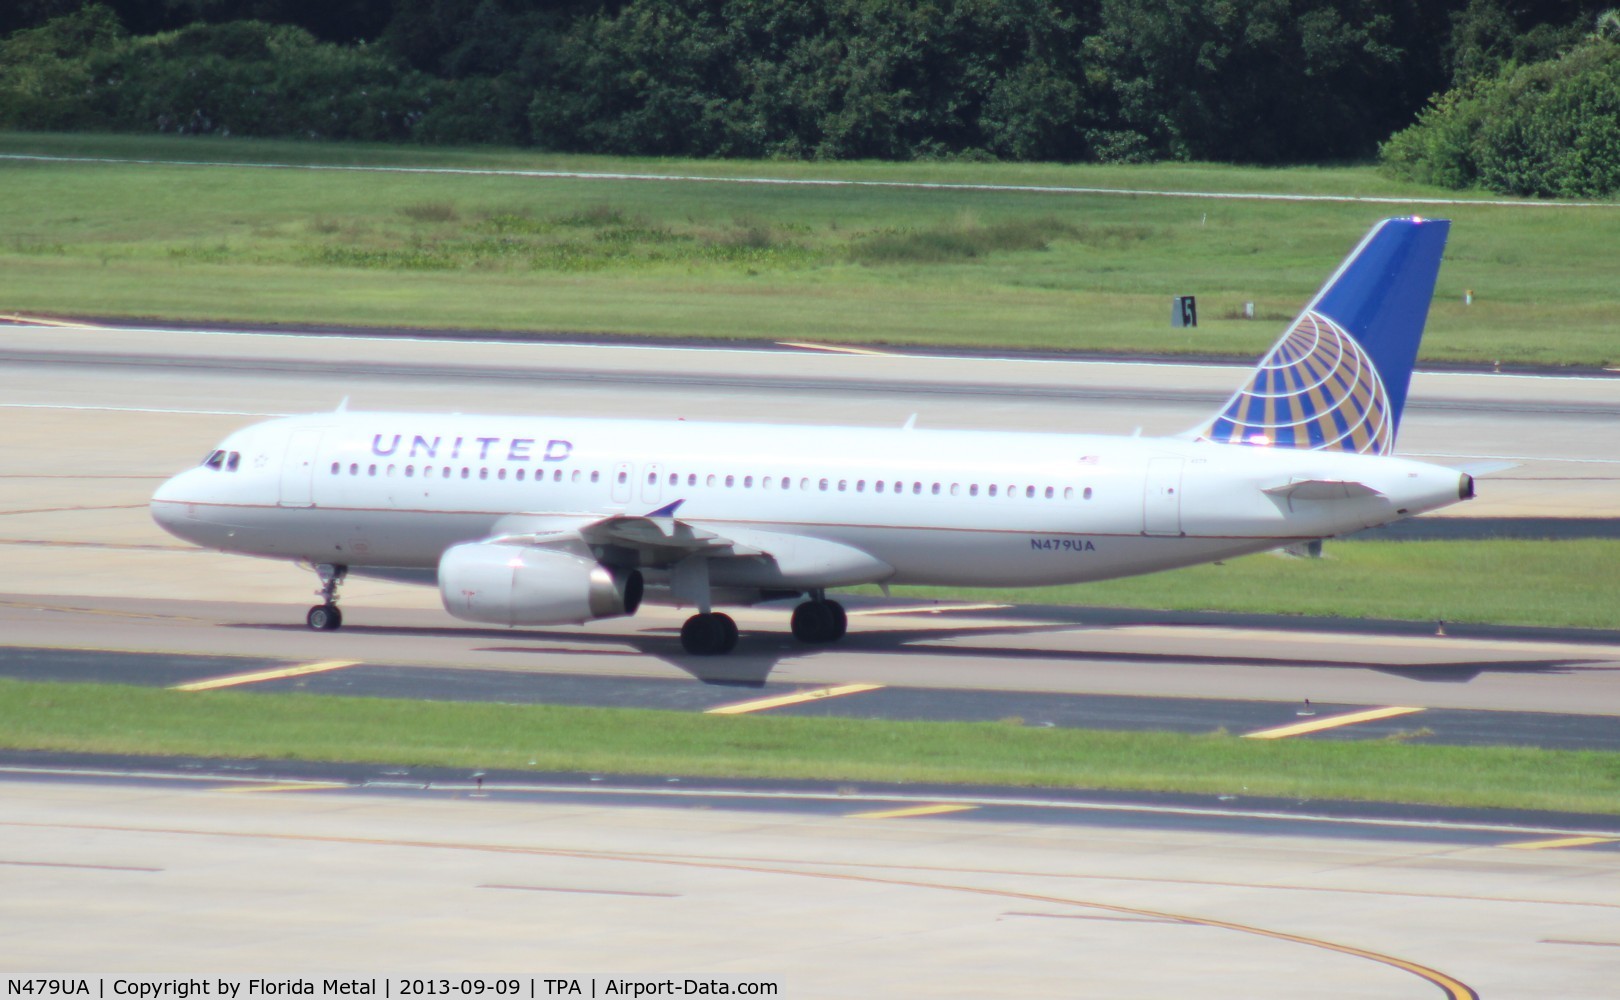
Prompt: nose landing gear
<box><xmin>306</xmin><ymin>563</ymin><xmax>347</xmax><ymax>631</ymax></box>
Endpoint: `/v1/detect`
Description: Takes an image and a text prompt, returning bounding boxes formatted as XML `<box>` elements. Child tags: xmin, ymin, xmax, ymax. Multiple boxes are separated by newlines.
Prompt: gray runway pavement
<box><xmin>4</xmin><ymin>764</ymin><xmax>1617</xmax><ymax>995</ymax></box>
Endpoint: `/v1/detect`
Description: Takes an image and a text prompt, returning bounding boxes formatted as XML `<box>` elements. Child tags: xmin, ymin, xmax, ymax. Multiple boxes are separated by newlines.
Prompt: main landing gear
<box><xmin>680</xmin><ymin>612</ymin><xmax>738</xmax><ymax>655</ymax></box>
<box><xmin>306</xmin><ymin>563</ymin><xmax>347</xmax><ymax>631</ymax></box>
<box><xmin>679</xmin><ymin>599</ymin><xmax>845</xmax><ymax>655</ymax></box>
<box><xmin>791</xmin><ymin>598</ymin><xmax>847</xmax><ymax>644</ymax></box>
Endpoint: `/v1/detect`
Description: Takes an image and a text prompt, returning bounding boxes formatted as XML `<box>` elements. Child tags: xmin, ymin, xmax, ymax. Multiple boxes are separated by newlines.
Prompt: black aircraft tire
<box><xmin>681</xmin><ymin>613</ymin><xmax>734</xmax><ymax>655</ymax></box>
<box><xmin>791</xmin><ymin>601</ymin><xmax>838</xmax><ymax>644</ymax></box>
<box><xmin>306</xmin><ymin>604</ymin><xmax>342</xmax><ymax>631</ymax></box>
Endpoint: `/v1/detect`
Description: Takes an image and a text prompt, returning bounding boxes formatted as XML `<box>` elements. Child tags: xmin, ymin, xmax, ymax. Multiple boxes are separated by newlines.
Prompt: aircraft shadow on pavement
<box><xmin>229</xmin><ymin>618</ymin><xmax>1611</xmax><ymax>688</ymax></box>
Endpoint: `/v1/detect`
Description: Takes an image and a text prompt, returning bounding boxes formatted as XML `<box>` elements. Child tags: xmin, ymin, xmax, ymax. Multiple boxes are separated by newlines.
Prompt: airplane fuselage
<box><xmin>152</xmin><ymin>411</ymin><xmax>1471</xmax><ymax>596</ymax></box>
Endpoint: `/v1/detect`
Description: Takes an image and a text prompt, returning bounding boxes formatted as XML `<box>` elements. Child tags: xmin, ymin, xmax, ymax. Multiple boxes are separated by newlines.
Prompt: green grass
<box><xmin>4</xmin><ymin>678</ymin><xmax>1619</xmax><ymax>814</ymax></box>
<box><xmin>867</xmin><ymin>539</ymin><xmax>1620</xmax><ymax>631</ymax></box>
<box><xmin>3</xmin><ymin>131</ymin><xmax>1618</xmax><ymax>365</ymax></box>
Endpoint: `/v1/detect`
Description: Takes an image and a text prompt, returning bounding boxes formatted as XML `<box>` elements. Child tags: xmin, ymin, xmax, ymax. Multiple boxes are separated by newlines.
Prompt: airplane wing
<box><xmin>487</xmin><ymin>501</ymin><xmax>890</xmax><ymax>588</ymax></box>
<box><xmin>492</xmin><ymin>500</ymin><xmax>767</xmax><ymax>564</ymax></box>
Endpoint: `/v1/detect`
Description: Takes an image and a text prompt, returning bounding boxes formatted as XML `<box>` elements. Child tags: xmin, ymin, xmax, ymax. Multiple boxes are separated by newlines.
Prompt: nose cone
<box><xmin>150</xmin><ymin>469</ymin><xmax>200</xmax><ymax>541</ymax></box>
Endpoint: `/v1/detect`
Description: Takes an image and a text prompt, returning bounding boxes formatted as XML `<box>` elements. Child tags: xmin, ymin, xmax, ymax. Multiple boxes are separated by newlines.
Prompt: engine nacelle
<box><xmin>438</xmin><ymin>542</ymin><xmax>642</xmax><ymax>626</ymax></box>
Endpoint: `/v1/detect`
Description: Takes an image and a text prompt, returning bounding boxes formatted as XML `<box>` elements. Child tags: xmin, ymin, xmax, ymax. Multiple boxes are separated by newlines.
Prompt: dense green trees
<box><xmin>0</xmin><ymin>0</ymin><xmax>1615</xmax><ymax>189</ymax></box>
<box><xmin>1383</xmin><ymin>34</ymin><xmax>1620</xmax><ymax>196</ymax></box>
<box><xmin>0</xmin><ymin>9</ymin><xmax>436</xmax><ymax>138</ymax></box>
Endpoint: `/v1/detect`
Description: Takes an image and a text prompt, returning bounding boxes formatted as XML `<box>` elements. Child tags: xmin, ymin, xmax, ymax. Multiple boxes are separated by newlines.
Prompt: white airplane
<box><xmin>151</xmin><ymin>216</ymin><xmax>1472</xmax><ymax>655</ymax></box>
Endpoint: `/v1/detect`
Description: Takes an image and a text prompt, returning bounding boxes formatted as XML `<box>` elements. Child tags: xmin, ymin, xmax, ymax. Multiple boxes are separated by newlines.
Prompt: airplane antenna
<box><xmin>902</xmin><ymin>414</ymin><xmax>918</xmax><ymax>430</ymax></box>
<box><xmin>335</xmin><ymin>396</ymin><xmax>350</xmax><ymax>413</ymax></box>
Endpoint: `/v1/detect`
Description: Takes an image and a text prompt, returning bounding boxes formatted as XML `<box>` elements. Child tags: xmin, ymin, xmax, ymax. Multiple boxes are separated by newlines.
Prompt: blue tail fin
<box><xmin>1199</xmin><ymin>217</ymin><xmax>1449</xmax><ymax>455</ymax></box>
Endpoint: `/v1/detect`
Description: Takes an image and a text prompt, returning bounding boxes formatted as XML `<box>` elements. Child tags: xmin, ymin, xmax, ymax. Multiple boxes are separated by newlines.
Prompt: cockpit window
<box><xmin>201</xmin><ymin>450</ymin><xmax>242</xmax><ymax>472</ymax></box>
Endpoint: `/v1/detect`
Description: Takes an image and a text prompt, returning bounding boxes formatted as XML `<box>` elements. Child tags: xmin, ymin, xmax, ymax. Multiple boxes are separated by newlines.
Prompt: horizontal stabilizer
<box><xmin>1264</xmin><ymin>479</ymin><xmax>1384</xmax><ymax>501</ymax></box>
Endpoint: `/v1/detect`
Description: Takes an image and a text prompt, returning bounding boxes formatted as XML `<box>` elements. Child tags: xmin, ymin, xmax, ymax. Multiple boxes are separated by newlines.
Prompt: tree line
<box><xmin>1</xmin><ymin>1</ymin><xmax>1615</xmax><ymax>195</ymax></box>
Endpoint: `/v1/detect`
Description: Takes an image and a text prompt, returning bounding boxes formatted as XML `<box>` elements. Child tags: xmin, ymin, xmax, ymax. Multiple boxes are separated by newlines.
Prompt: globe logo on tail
<box><xmin>1203</xmin><ymin>310</ymin><xmax>1394</xmax><ymax>455</ymax></box>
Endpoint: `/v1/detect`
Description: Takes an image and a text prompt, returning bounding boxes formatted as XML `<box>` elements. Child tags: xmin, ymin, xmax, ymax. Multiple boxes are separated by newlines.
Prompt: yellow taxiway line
<box><xmin>0</xmin><ymin>313</ymin><xmax>104</xmax><ymax>329</ymax></box>
<box><xmin>706</xmin><ymin>682</ymin><xmax>884</xmax><ymax>715</ymax></box>
<box><xmin>171</xmin><ymin>659</ymin><xmax>360</xmax><ymax>692</ymax></box>
<box><xmin>848</xmin><ymin>803</ymin><xmax>979</xmax><ymax>820</ymax></box>
<box><xmin>1501</xmin><ymin>835</ymin><xmax>1620</xmax><ymax>851</ymax></box>
<box><xmin>1243</xmin><ymin>706</ymin><xmax>1425</xmax><ymax>740</ymax></box>
<box><xmin>777</xmin><ymin>341</ymin><xmax>896</xmax><ymax>357</ymax></box>
<box><xmin>850</xmin><ymin>603</ymin><xmax>1012</xmax><ymax>617</ymax></box>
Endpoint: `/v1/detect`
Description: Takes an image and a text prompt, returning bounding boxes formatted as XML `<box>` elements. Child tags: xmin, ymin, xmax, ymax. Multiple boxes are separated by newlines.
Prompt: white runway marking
<box><xmin>5</xmin><ymin>152</ymin><xmax>1613</xmax><ymax>209</ymax></box>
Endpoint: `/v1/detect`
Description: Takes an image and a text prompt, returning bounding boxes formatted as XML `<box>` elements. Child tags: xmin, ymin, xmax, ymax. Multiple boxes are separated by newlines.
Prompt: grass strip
<box><xmin>3</xmin><ymin>131</ymin><xmax>1617</xmax><ymax>366</ymax></box>
<box><xmin>867</xmin><ymin>539</ymin><xmax>1620</xmax><ymax>631</ymax></box>
<box><xmin>3</xmin><ymin>678</ymin><xmax>1618</xmax><ymax>815</ymax></box>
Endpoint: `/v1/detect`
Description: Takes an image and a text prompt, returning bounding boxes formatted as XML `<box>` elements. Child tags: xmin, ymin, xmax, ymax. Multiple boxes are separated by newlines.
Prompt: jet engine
<box><xmin>438</xmin><ymin>542</ymin><xmax>642</xmax><ymax>626</ymax></box>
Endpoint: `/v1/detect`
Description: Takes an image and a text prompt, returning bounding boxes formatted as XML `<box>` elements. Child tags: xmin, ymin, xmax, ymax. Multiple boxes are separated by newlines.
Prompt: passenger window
<box><xmin>443</xmin><ymin>467</ymin><xmax>452</xmax><ymax>479</ymax></box>
<box><xmin>555</xmin><ymin>470</ymin><xmax>564</xmax><ymax>482</ymax></box>
<box><xmin>819</xmin><ymin>479</ymin><xmax>829</xmax><ymax>491</ymax></box>
<box><xmin>1026</xmin><ymin>485</ymin><xmax>1036</xmax><ymax>498</ymax></box>
<box><xmin>969</xmin><ymin>484</ymin><xmax>979</xmax><ymax>496</ymax></box>
<box><xmin>647</xmin><ymin>472</ymin><xmax>656</xmax><ymax>485</ymax></box>
<box><xmin>405</xmin><ymin>465</ymin><xmax>415</xmax><ymax>477</ymax></box>
<box><xmin>707</xmin><ymin>474</ymin><xmax>717</xmax><ymax>487</ymax></box>
<box><xmin>498</xmin><ymin>469</ymin><xmax>507</xmax><ymax>481</ymax></box>
<box><xmin>1084</xmin><ymin>487</ymin><xmax>1093</xmax><ymax>500</ymax></box>
<box><xmin>617</xmin><ymin>471</ymin><xmax>628</xmax><ymax>484</ymax></box>
<box><xmin>950</xmin><ymin>483</ymin><xmax>959</xmax><ymax>496</ymax></box>
<box><xmin>571</xmin><ymin>470</ymin><xmax>581</xmax><ymax>483</ymax></box>
<box><xmin>725</xmin><ymin>475</ymin><xmax>735</xmax><ymax>488</ymax></box>
<box><xmin>782</xmin><ymin>478</ymin><xmax>791</xmax><ymax>490</ymax></box>
<box><xmin>668</xmin><ymin>473</ymin><xmax>677</xmax><ymax>485</ymax></box>
<box><xmin>875</xmin><ymin>481</ymin><xmax>885</xmax><ymax>494</ymax></box>
<box><xmin>688</xmin><ymin>474</ymin><xmax>698</xmax><ymax>486</ymax></box>
<box><xmin>349</xmin><ymin>463</ymin><xmax>359</xmax><ymax>475</ymax></box>
<box><xmin>590</xmin><ymin>471</ymin><xmax>600</xmax><ymax>483</ymax></box>
<box><xmin>988</xmin><ymin>485</ymin><xmax>997</xmax><ymax>497</ymax></box>
<box><xmin>368</xmin><ymin>464</ymin><xmax>377</xmax><ymax>476</ymax></box>
<box><xmin>800</xmin><ymin>478</ymin><xmax>810</xmax><ymax>490</ymax></box>
<box><xmin>931</xmin><ymin>483</ymin><xmax>941</xmax><ymax>495</ymax></box>
<box><xmin>330</xmin><ymin>462</ymin><xmax>340</xmax><ymax>475</ymax></box>
<box><xmin>462</xmin><ymin>467</ymin><xmax>471</xmax><ymax>479</ymax></box>
<box><xmin>744</xmin><ymin>476</ymin><xmax>754</xmax><ymax>488</ymax></box>
<box><xmin>763</xmin><ymin>476</ymin><xmax>773</xmax><ymax>489</ymax></box>
<box><xmin>387</xmin><ymin>464</ymin><xmax>396</xmax><ymax>476</ymax></box>
<box><xmin>838</xmin><ymin>480</ymin><xmax>847</xmax><ymax>492</ymax></box>
<box><xmin>479</xmin><ymin>469</ymin><xmax>488</xmax><ymax>480</ymax></box>
<box><xmin>1045</xmin><ymin>486</ymin><xmax>1055</xmax><ymax>499</ymax></box>
<box><xmin>1063</xmin><ymin>486</ymin><xmax>1074</xmax><ymax>500</ymax></box>
<box><xmin>856</xmin><ymin>480</ymin><xmax>865</xmax><ymax>492</ymax></box>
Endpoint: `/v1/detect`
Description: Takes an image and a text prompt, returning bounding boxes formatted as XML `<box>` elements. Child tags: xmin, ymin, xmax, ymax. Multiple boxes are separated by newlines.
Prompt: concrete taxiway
<box><xmin>3</xmin><ymin>761</ymin><xmax>1618</xmax><ymax>996</ymax></box>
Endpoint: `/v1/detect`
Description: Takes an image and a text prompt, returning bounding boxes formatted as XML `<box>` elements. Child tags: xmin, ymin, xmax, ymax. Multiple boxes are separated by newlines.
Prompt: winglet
<box><xmin>645</xmin><ymin>499</ymin><xmax>685</xmax><ymax>519</ymax></box>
